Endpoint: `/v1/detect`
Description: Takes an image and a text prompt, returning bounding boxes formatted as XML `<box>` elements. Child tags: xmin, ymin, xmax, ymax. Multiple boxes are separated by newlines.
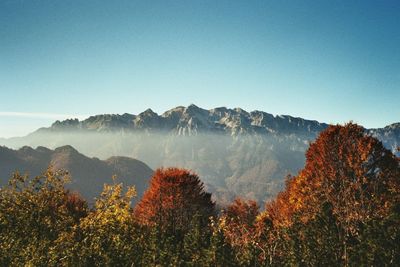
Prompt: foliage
<box><xmin>134</xmin><ymin>167</ymin><xmax>215</xmax><ymax>232</ymax></box>
<box><xmin>0</xmin><ymin>168</ymin><xmax>87</xmax><ymax>266</ymax></box>
<box><xmin>264</xmin><ymin>123</ymin><xmax>400</xmax><ymax>266</ymax></box>
<box><xmin>54</xmin><ymin>176</ymin><xmax>141</xmax><ymax>266</ymax></box>
<box><xmin>221</xmin><ymin>198</ymin><xmax>260</xmax><ymax>265</ymax></box>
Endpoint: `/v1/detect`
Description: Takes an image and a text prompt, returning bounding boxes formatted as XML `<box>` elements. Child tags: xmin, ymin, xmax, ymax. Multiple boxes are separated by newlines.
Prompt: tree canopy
<box><xmin>134</xmin><ymin>167</ymin><xmax>215</xmax><ymax>232</ymax></box>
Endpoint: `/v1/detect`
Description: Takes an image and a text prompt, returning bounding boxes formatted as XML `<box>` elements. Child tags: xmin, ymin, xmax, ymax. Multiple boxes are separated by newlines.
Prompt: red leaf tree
<box><xmin>134</xmin><ymin>167</ymin><xmax>215</xmax><ymax>232</ymax></box>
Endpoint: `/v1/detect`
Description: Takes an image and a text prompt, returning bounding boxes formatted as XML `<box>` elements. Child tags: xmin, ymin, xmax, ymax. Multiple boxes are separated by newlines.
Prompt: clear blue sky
<box><xmin>0</xmin><ymin>0</ymin><xmax>399</xmax><ymax>137</ymax></box>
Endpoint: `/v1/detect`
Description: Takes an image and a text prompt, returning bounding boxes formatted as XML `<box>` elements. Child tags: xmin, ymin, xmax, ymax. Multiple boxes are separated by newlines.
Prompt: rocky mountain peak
<box><xmin>233</xmin><ymin>107</ymin><xmax>248</xmax><ymax>115</ymax></box>
<box><xmin>51</xmin><ymin>118</ymin><xmax>80</xmax><ymax>129</ymax></box>
<box><xmin>185</xmin><ymin>104</ymin><xmax>206</xmax><ymax>113</ymax></box>
<box><xmin>41</xmin><ymin>104</ymin><xmax>330</xmax><ymax>136</ymax></box>
<box><xmin>162</xmin><ymin>106</ymin><xmax>185</xmax><ymax>117</ymax></box>
<box><xmin>140</xmin><ymin>108</ymin><xmax>158</xmax><ymax>117</ymax></box>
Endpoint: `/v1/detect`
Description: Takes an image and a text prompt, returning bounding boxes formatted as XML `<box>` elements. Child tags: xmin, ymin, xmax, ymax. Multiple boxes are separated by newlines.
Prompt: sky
<box><xmin>0</xmin><ymin>0</ymin><xmax>399</xmax><ymax>137</ymax></box>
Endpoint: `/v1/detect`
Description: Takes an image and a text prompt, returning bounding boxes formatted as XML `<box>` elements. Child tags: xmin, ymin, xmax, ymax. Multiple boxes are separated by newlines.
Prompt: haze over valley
<box><xmin>1</xmin><ymin>105</ymin><xmax>398</xmax><ymax>205</ymax></box>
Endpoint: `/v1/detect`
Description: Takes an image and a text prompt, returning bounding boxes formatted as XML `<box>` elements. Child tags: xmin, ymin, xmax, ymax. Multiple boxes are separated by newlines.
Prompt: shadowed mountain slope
<box><xmin>0</xmin><ymin>145</ymin><xmax>153</xmax><ymax>203</ymax></box>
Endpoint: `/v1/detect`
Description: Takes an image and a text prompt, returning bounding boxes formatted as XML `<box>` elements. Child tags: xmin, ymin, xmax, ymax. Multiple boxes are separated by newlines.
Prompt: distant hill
<box><xmin>1</xmin><ymin>105</ymin><xmax>398</xmax><ymax>205</ymax></box>
<box><xmin>0</xmin><ymin>145</ymin><xmax>153</xmax><ymax>203</ymax></box>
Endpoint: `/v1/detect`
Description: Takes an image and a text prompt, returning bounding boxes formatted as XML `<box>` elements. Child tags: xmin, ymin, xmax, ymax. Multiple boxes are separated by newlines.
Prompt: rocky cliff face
<box><xmin>368</xmin><ymin>123</ymin><xmax>400</xmax><ymax>156</ymax></box>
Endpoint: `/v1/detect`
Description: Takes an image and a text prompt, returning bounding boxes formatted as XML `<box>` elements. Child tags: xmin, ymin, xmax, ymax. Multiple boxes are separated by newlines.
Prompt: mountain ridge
<box><xmin>40</xmin><ymin>104</ymin><xmax>329</xmax><ymax>137</ymax></box>
<box><xmin>0</xmin><ymin>145</ymin><xmax>153</xmax><ymax>203</ymax></box>
<box><xmin>34</xmin><ymin>105</ymin><xmax>400</xmax><ymax>140</ymax></box>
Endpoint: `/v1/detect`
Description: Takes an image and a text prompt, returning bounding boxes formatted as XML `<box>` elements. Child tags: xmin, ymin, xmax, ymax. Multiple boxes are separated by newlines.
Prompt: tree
<box><xmin>350</xmin><ymin>202</ymin><xmax>400</xmax><ymax>265</ymax></box>
<box><xmin>134</xmin><ymin>167</ymin><xmax>215</xmax><ymax>233</ymax></box>
<box><xmin>265</xmin><ymin>123</ymin><xmax>400</xmax><ymax>266</ymax></box>
<box><xmin>287</xmin><ymin>202</ymin><xmax>342</xmax><ymax>266</ymax></box>
<box><xmin>206</xmin><ymin>216</ymin><xmax>236</xmax><ymax>266</ymax></box>
<box><xmin>222</xmin><ymin>198</ymin><xmax>260</xmax><ymax>265</ymax></box>
<box><xmin>0</xmin><ymin>168</ymin><xmax>87</xmax><ymax>266</ymax></box>
<box><xmin>56</xmin><ymin>177</ymin><xmax>142</xmax><ymax>266</ymax></box>
<box><xmin>182</xmin><ymin>213</ymin><xmax>211</xmax><ymax>266</ymax></box>
<box><xmin>300</xmin><ymin>123</ymin><xmax>399</xmax><ymax>221</ymax></box>
<box><xmin>134</xmin><ymin>168</ymin><xmax>215</xmax><ymax>265</ymax></box>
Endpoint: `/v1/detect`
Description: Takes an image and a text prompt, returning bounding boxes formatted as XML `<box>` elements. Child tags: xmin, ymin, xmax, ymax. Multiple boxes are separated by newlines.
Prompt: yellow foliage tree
<box><xmin>0</xmin><ymin>168</ymin><xmax>87</xmax><ymax>266</ymax></box>
<box><xmin>55</xmin><ymin>176</ymin><xmax>142</xmax><ymax>266</ymax></box>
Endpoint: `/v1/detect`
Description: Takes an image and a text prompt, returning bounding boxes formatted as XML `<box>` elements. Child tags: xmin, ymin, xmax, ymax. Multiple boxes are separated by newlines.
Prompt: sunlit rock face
<box><xmin>48</xmin><ymin>104</ymin><xmax>328</xmax><ymax>136</ymax></box>
<box><xmin>368</xmin><ymin>123</ymin><xmax>400</xmax><ymax>157</ymax></box>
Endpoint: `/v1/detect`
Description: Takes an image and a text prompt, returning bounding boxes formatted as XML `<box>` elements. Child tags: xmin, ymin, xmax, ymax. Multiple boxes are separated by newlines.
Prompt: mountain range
<box><xmin>1</xmin><ymin>105</ymin><xmax>398</xmax><ymax>205</ymax></box>
<box><xmin>43</xmin><ymin>104</ymin><xmax>328</xmax><ymax>136</ymax></box>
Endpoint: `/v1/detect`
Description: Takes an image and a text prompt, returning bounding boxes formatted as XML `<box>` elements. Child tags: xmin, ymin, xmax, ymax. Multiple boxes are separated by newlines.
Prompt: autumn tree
<box><xmin>134</xmin><ymin>167</ymin><xmax>215</xmax><ymax>265</ymax></box>
<box><xmin>54</xmin><ymin>177</ymin><xmax>142</xmax><ymax>266</ymax></box>
<box><xmin>0</xmin><ymin>168</ymin><xmax>87</xmax><ymax>266</ymax></box>
<box><xmin>254</xmin><ymin>211</ymin><xmax>290</xmax><ymax>266</ymax></box>
<box><xmin>221</xmin><ymin>198</ymin><xmax>260</xmax><ymax>265</ymax></box>
<box><xmin>134</xmin><ymin>167</ymin><xmax>215</xmax><ymax>232</ymax></box>
<box><xmin>302</xmin><ymin>123</ymin><xmax>398</xmax><ymax>217</ymax></box>
<box><xmin>264</xmin><ymin>123</ymin><xmax>400</xmax><ymax>266</ymax></box>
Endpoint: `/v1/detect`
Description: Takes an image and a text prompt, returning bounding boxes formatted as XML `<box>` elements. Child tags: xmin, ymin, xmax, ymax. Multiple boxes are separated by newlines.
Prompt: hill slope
<box><xmin>0</xmin><ymin>145</ymin><xmax>153</xmax><ymax>203</ymax></box>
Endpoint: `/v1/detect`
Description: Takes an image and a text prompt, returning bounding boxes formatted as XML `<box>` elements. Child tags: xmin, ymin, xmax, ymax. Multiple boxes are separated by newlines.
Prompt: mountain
<box><xmin>41</xmin><ymin>104</ymin><xmax>328</xmax><ymax>136</ymax></box>
<box><xmin>0</xmin><ymin>145</ymin><xmax>153</xmax><ymax>204</ymax></box>
<box><xmin>1</xmin><ymin>105</ymin><xmax>398</xmax><ymax>205</ymax></box>
<box><xmin>368</xmin><ymin>123</ymin><xmax>400</xmax><ymax>154</ymax></box>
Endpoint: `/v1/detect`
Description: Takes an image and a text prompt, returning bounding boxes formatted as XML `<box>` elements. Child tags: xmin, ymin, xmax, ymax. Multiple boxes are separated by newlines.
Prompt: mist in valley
<box><xmin>0</xmin><ymin>130</ymin><xmax>312</xmax><ymax>205</ymax></box>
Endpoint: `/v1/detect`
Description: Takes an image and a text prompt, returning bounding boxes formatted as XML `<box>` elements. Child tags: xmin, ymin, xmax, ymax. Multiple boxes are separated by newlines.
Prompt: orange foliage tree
<box><xmin>223</xmin><ymin>198</ymin><xmax>259</xmax><ymax>247</ymax></box>
<box><xmin>221</xmin><ymin>198</ymin><xmax>260</xmax><ymax>265</ymax></box>
<box><xmin>267</xmin><ymin>123</ymin><xmax>400</xmax><ymax>226</ymax></box>
<box><xmin>134</xmin><ymin>167</ymin><xmax>215</xmax><ymax>233</ymax></box>
<box><xmin>265</xmin><ymin>123</ymin><xmax>400</xmax><ymax>265</ymax></box>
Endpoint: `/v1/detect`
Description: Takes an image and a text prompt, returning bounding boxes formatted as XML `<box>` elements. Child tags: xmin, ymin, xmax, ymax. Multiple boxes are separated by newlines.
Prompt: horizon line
<box><xmin>0</xmin><ymin>112</ymin><xmax>88</xmax><ymax>120</ymax></box>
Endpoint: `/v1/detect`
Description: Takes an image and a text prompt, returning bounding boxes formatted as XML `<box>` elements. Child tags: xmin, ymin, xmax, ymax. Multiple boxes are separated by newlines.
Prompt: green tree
<box><xmin>288</xmin><ymin>202</ymin><xmax>342</xmax><ymax>266</ymax></box>
<box><xmin>205</xmin><ymin>216</ymin><xmax>236</xmax><ymax>266</ymax></box>
<box><xmin>182</xmin><ymin>213</ymin><xmax>211</xmax><ymax>266</ymax></box>
<box><xmin>350</xmin><ymin>202</ymin><xmax>400</xmax><ymax>266</ymax></box>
